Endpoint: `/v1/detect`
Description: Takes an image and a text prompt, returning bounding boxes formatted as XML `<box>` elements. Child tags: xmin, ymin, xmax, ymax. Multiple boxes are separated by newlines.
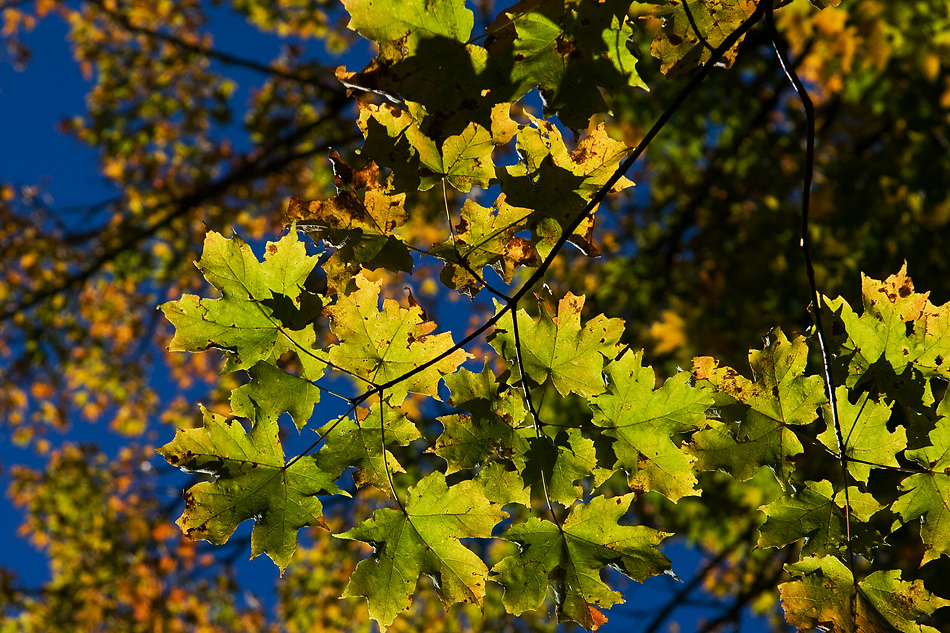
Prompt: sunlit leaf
<box><xmin>322</xmin><ymin>273</ymin><xmax>471</xmax><ymax>405</ymax></box>
<box><xmin>338</xmin><ymin>472</ymin><xmax>506</xmax><ymax>629</ymax></box>
<box><xmin>160</xmin><ymin>231</ymin><xmax>323</xmax><ymax>372</ymax></box>
<box><xmin>591</xmin><ymin>349</ymin><xmax>713</xmax><ymax>501</ymax></box>
<box><xmin>492</xmin><ymin>494</ymin><xmax>671</xmax><ymax>628</ymax></box>
<box><xmin>780</xmin><ymin>556</ymin><xmax>950</xmax><ymax>633</ymax></box>
<box><xmin>158</xmin><ymin>407</ymin><xmax>344</xmax><ymax>572</ymax></box>
<box><xmin>490</xmin><ymin>292</ymin><xmax>624</xmax><ymax>398</ymax></box>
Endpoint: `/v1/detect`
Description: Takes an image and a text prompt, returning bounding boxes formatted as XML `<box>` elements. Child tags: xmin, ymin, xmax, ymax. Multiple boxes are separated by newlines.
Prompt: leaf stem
<box><xmin>377</xmin><ymin>389</ymin><xmax>407</xmax><ymax>513</ymax></box>
<box><xmin>509</xmin><ymin>302</ymin><xmax>562</xmax><ymax>528</ymax></box>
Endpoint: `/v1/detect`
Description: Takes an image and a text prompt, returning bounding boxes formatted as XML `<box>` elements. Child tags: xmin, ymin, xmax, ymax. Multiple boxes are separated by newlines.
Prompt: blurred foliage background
<box><xmin>1</xmin><ymin>0</ymin><xmax>949</xmax><ymax>631</ymax></box>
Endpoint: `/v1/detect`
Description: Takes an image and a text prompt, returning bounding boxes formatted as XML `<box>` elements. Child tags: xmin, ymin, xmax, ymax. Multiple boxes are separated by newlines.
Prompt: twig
<box><xmin>764</xmin><ymin>2</ymin><xmax>853</xmax><ymax>575</ymax></box>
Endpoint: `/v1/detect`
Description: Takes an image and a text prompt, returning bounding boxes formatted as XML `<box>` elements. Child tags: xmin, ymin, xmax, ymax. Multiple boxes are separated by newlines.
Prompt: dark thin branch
<box><xmin>350</xmin><ymin>0</ymin><xmax>767</xmax><ymax>409</ymax></box>
<box><xmin>764</xmin><ymin>2</ymin><xmax>853</xmax><ymax>575</ymax></box>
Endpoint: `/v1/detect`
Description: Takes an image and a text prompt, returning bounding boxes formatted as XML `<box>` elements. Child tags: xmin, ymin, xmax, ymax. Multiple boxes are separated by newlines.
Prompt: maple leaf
<box><xmin>484</xmin><ymin>0</ymin><xmax>648</xmax><ymax>129</ymax></box>
<box><xmin>757</xmin><ymin>479</ymin><xmax>882</xmax><ymax>557</ymax></box>
<box><xmin>356</xmin><ymin>102</ymin><xmax>499</xmax><ymax>192</ymax></box>
<box><xmin>826</xmin><ymin>264</ymin><xmax>950</xmax><ymax>386</ymax></box>
<box><xmin>499</xmin><ymin>117</ymin><xmax>634</xmax><ymax>258</ymax></box>
<box><xmin>591</xmin><ymin>349</ymin><xmax>713</xmax><ymax>501</ymax></box>
<box><xmin>687</xmin><ymin>328</ymin><xmax>827</xmax><ymax>485</ymax></box>
<box><xmin>490</xmin><ymin>293</ymin><xmax>624</xmax><ymax>398</ymax></box>
<box><xmin>780</xmin><ymin>556</ymin><xmax>950</xmax><ymax>633</ymax></box>
<box><xmin>229</xmin><ymin>360</ymin><xmax>322</xmax><ymax>431</ymax></box>
<box><xmin>649</xmin><ymin>0</ymin><xmax>758</xmax><ymax>79</ymax></box>
<box><xmin>892</xmin><ymin>415</ymin><xmax>950</xmax><ymax>564</ymax></box>
<box><xmin>491</xmin><ymin>494</ymin><xmax>671</xmax><ymax>629</ymax></box>
<box><xmin>341</xmin><ymin>0</ymin><xmax>473</xmax><ymax>57</ymax></box>
<box><xmin>286</xmin><ymin>154</ymin><xmax>413</xmax><ymax>294</ymax></box>
<box><xmin>322</xmin><ymin>273</ymin><xmax>471</xmax><ymax>405</ymax></box>
<box><xmin>431</xmin><ymin>363</ymin><xmax>532</xmax><ymax>478</ymax></box>
<box><xmin>474</xmin><ymin>461</ymin><xmax>531</xmax><ymax>506</ymax></box>
<box><xmin>429</xmin><ymin>193</ymin><xmax>537</xmax><ymax>297</ymax></box>
<box><xmin>160</xmin><ymin>231</ymin><xmax>324</xmax><ymax>372</ymax></box>
<box><xmin>817</xmin><ymin>386</ymin><xmax>905</xmax><ymax>485</ymax></box>
<box><xmin>520</xmin><ymin>428</ymin><xmax>612</xmax><ymax>506</ymax></box>
<box><xmin>157</xmin><ymin>407</ymin><xmax>344</xmax><ymax>572</ymax></box>
<box><xmin>315</xmin><ymin>400</ymin><xmax>421</xmax><ymax>491</ymax></box>
<box><xmin>338</xmin><ymin>472</ymin><xmax>506</xmax><ymax>629</ymax></box>
<box><xmin>439</xmin><ymin>121</ymin><xmax>495</xmax><ymax>192</ymax></box>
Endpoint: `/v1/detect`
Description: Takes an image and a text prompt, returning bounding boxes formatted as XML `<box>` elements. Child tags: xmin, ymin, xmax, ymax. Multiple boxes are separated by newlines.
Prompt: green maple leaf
<box><xmin>440</xmin><ymin>122</ymin><xmax>495</xmax><ymax>192</ymax></box>
<box><xmin>357</xmin><ymin>103</ymin><xmax>500</xmax><ymax>193</ymax></box>
<box><xmin>591</xmin><ymin>349</ymin><xmax>712</xmax><ymax>501</ymax></box>
<box><xmin>490</xmin><ymin>293</ymin><xmax>624</xmax><ymax>398</ymax></box>
<box><xmin>429</xmin><ymin>194</ymin><xmax>537</xmax><ymax>297</ymax></box>
<box><xmin>432</xmin><ymin>412</ymin><xmax>530</xmax><ymax>475</ymax></box>
<box><xmin>758</xmin><ymin>479</ymin><xmax>882</xmax><ymax>557</ymax></box>
<box><xmin>491</xmin><ymin>494</ymin><xmax>671</xmax><ymax>629</ymax></box>
<box><xmin>342</xmin><ymin>0</ymin><xmax>473</xmax><ymax>55</ymax></box>
<box><xmin>500</xmin><ymin>118</ymin><xmax>634</xmax><ymax>258</ymax></box>
<box><xmin>826</xmin><ymin>266</ymin><xmax>928</xmax><ymax>383</ymax></box>
<box><xmin>818</xmin><ymin>387</ymin><xmax>905</xmax><ymax>484</ymax></box>
<box><xmin>649</xmin><ymin>0</ymin><xmax>758</xmax><ymax>79</ymax></box>
<box><xmin>431</xmin><ymin>363</ymin><xmax>532</xmax><ymax>474</ymax></box>
<box><xmin>892</xmin><ymin>416</ymin><xmax>950</xmax><ymax>564</ymax></box>
<box><xmin>230</xmin><ymin>360</ymin><xmax>322</xmax><ymax>431</ymax></box>
<box><xmin>338</xmin><ymin>472</ymin><xmax>506</xmax><ymax>629</ymax></box>
<box><xmin>521</xmin><ymin>429</ymin><xmax>610</xmax><ymax>506</ymax></box>
<box><xmin>157</xmin><ymin>407</ymin><xmax>344</xmax><ymax>572</ymax></box>
<box><xmin>160</xmin><ymin>231</ymin><xmax>323</xmax><ymax>372</ymax></box>
<box><xmin>780</xmin><ymin>556</ymin><xmax>950</xmax><ymax>633</ymax></box>
<box><xmin>316</xmin><ymin>400</ymin><xmax>421</xmax><ymax>491</ymax></box>
<box><xmin>485</xmin><ymin>0</ymin><xmax>647</xmax><ymax>129</ymax></box>
<box><xmin>687</xmin><ymin>329</ymin><xmax>827</xmax><ymax>485</ymax></box>
<box><xmin>826</xmin><ymin>265</ymin><xmax>950</xmax><ymax>385</ymax></box>
<box><xmin>286</xmin><ymin>156</ymin><xmax>413</xmax><ymax>294</ymax></box>
<box><xmin>322</xmin><ymin>273</ymin><xmax>471</xmax><ymax>405</ymax></box>
<box><xmin>474</xmin><ymin>461</ymin><xmax>531</xmax><ymax>506</ymax></box>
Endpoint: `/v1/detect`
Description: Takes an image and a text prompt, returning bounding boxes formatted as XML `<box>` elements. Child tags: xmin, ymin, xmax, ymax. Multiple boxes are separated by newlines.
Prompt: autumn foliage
<box><xmin>3</xmin><ymin>1</ymin><xmax>950</xmax><ymax>632</ymax></box>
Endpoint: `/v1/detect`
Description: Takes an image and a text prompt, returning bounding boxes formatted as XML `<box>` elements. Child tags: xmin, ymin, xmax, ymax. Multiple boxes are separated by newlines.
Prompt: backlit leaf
<box><xmin>429</xmin><ymin>194</ymin><xmax>537</xmax><ymax>297</ymax></box>
<box><xmin>490</xmin><ymin>292</ymin><xmax>624</xmax><ymax>398</ymax></box>
<box><xmin>892</xmin><ymin>416</ymin><xmax>950</xmax><ymax>564</ymax></box>
<box><xmin>322</xmin><ymin>273</ymin><xmax>472</xmax><ymax>405</ymax></box>
<box><xmin>817</xmin><ymin>386</ymin><xmax>905</xmax><ymax>485</ymax></box>
<box><xmin>649</xmin><ymin>0</ymin><xmax>758</xmax><ymax>79</ymax></box>
<box><xmin>688</xmin><ymin>328</ymin><xmax>827</xmax><ymax>485</ymax></box>
<box><xmin>591</xmin><ymin>349</ymin><xmax>713</xmax><ymax>501</ymax></box>
<box><xmin>758</xmin><ymin>479</ymin><xmax>881</xmax><ymax>557</ymax></box>
<box><xmin>780</xmin><ymin>556</ymin><xmax>950</xmax><ymax>633</ymax></box>
<box><xmin>158</xmin><ymin>407</ymin><xmax>344</xmax><ymax>572</ymax></box>
<box><xmin>230</xmin><ymin>360</ymin><xmax>323</xmax><ymax>431</ymax></box>
<box><xmin>492</xmin><ymin>494</ymin><xmax>671</xmax><ymax>628</ymax></box>
<box><xmin>160</xmin><ymin>231</ymin><xmax>323</xmax><ymax>372</ymax></box>
<box><xmin>338</xmin><ymin>472</ymin><xmax>506</xmax><ymax>629</ymax></box>
<box><xmin>316</xmin><ymin>400</ymin><xmax>421</xmax><ymax>491</ymax></box>
<box><xmin>286</xmin><ymin>155</ymin><xmax>413</xmax><ymax>294</ymax></box>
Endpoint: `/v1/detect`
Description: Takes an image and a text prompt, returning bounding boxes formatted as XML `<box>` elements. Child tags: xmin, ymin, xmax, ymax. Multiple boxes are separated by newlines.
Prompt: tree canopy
<box><xmin>2</xmin><ymin>0</ymin><xmax>950</xmax><ymax>632</ymax></box>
